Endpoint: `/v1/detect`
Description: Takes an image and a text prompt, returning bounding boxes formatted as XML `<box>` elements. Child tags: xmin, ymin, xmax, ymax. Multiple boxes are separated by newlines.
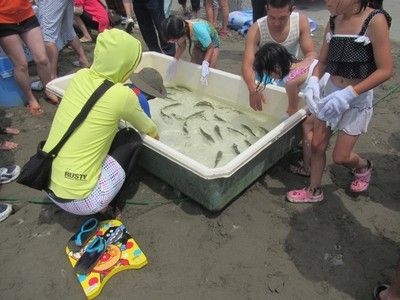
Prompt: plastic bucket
<box><xmin>0</xmin><ymin>57</ymin><xmax>26</xmax><ymax>107</ymax></box>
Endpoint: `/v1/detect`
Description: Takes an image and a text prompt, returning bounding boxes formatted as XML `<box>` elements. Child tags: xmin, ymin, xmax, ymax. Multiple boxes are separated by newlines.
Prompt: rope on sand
<box><xmin>373</xmin><ymin>83</ymin><xmax>400</xmax><ymax>106</ymax></box>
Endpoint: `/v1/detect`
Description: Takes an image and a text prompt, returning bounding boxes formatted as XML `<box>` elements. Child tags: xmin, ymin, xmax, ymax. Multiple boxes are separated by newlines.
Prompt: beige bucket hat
<box><xmin>129</xmin><ymin>67</ymin><xmax>167</xmax><ymax>98</ymax></box>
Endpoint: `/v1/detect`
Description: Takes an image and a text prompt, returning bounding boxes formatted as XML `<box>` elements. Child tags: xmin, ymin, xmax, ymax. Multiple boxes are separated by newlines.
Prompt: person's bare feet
<box><xmin>0</xmin><ymin>127</ymin><xmax>20</xmax><ymax>135</ymax></box>
<box><xmin>27</xmin><ymin>104</ymin><xmax>44</xmax><ymax>116</ymax></box>
<box><xmin>45</xmin><ymin>91</ymin><xmax>60</xmax><ymax>105</ymax></box>
<box><xmin>78</xmin><ymin>57</ymin><xmax>90</xmax><ymax>68</ymax></box>
<box><xmin>0</xmin><ymin>140</ymin><xmax>18</xmax><ymax>151</ymax></box>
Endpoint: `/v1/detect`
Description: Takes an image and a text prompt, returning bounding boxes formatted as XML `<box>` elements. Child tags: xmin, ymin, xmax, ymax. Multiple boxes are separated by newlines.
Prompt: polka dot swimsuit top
<box><xmin>326</xmin><ymin>9</ymin><xmax>391</xmax><ymax>79</ymax></box>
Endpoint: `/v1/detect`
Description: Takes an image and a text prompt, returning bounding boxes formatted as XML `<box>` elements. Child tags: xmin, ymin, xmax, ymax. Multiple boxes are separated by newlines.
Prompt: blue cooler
<box><xmin>0</xmin><ymin>56</ymin><xmax>26</xmax><ymax>107</ymax></box>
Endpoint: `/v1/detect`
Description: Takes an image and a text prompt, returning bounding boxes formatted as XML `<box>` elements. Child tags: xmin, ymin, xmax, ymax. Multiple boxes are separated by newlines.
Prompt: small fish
<box><xmin>258</xmin><ymin>126</ymin><xmax>269</xmax><ymax>135</ymax></box>
<box><xmin>232</xmin><ymin>143</ymin><xmax>240</xmax><ymax>155</ymax></box>
<box><xmin>185</xmin><ymin>110</ymin><xmax>205</xmax><ymax>120</ymax></box>
<box><xmin>218</xmin><ymin>106</ymin><xmax>244</xmax><ymax>114</ymax></box>
<box><xmin>160</xmin><ymin>108</ymin><xmax>172</xmax><ymax>119</ymax></box>
<box><xmin>214</xmin><ymin>114</ymin><xmax>226</xmax><ymax>122</ymax></box>
<box><xmin>171</xmin><ymin>113</ymin><xmax>185</xmax><ymax>120</ymax></box>
<box><xmin>244</xmin><ymin>140</ymin><xmax>252</xmax><ymax>147</ymax></box>
<box><xmin>165</xmin><ymin>96</ymin><xmax>176</xmax><ymax>101</ymax></box>
<box><xmin>200</xmin><ymin>128</ymin><xmax>215</xmax><ymax>143</ymax></box>
<box><xmin>194</xmin><ymin>101</ymin><xmax>214</xmax><ymax>108</ymax></box>
<box><xmin>214</xmin><ymin>151</ymin><xmax>223</xmax><ymax>168</ymax></box>
<box><xmin>214</xmin><ymin>125</ymin><xmax>223</xmax><ymax>139</ymax></box>
<box><xmin>183</xmin><ymin>120</ymin><xmax>188</xmax><ymax>134</ymax></box>
<box><xmin>241</xmin><ymin>124</ymin><xmax>258</xmax><ymax>137</ymax></box>
<box><xmin>227</xmin><ymin>127</ymin><xmax>245</xmax><ymax>136</ymax></box>
<box><xmin>175</xmin><ymin>85</ymin><xmax>192</xmax><ymax>92</ymax></box>
<box><xmin>162</xmin><ymin>103</ymin><xmax>182</xmax><ymax>110</ymax></box>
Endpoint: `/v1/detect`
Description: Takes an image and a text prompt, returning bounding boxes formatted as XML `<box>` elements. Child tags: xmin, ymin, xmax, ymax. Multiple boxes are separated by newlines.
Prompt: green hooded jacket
<box><xmin>43</xmin><ymin>29</ymin><xmax>157</xmax><ymax>199</ymax></box>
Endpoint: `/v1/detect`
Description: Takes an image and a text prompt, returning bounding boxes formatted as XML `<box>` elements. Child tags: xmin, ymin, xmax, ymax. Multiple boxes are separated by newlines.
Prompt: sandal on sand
<box><xmin>286</xmin><ymin>187</ymin><xmax>324</xmax><ymax>203</ymax></box>
<box><xmin>75</xmin><ymin>236</ymin><xmax>106</xmax><ymax>275</ymax></box>
<box><xmin>27</xmin><ymin>105</ymin><xmax>44</xmax><ymax>116</ymax></box>
<box><xmin>0</xmin><ymin>127</ymin><xmax>20</xmax><ymax>135</ymax></box>
<box><xmin>289</xmin><ymin>161</ymin><xmax>310</xmax><ymax>177</ymax></box>
<box><xmin>350</xmin><ymin>160</ymin><xmax>372</xmax><ymax>193</ymax></box>
<box><xmin>0</xmin><ymin>140</ymin><xmax>18</xmax><ymax>151</ymax></box>
<box><xmin>373</xmin><ymin>283</ymin><xmax>389</xmax><ymax>300</ymax></box>
<box><xmin>68</xmin><ymin>218</ymin><xmax>99</xmax><ymax>252</ymax></box>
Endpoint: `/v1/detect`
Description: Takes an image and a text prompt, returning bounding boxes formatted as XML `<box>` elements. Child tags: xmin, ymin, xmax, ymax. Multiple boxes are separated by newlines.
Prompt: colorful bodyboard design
<box><xmin>66</xmin><ymin>219</ymin><xmax>147</xmax><ymax>299</ymax></box>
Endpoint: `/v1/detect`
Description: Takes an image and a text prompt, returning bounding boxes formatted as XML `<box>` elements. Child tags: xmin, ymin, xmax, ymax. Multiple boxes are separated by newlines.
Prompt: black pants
<box><xmin>251</xmin><ymin>0</ymin><xmax>268</xmax><ymax>23</ymax></box>
<box><xmin>132</xmin><ymin>0</ymin><xmax>176</xmax><ymax>56</ymax></box>
<box><xmin>178</xmin><ymin>0</ymin><xmax>200</xmax><ymax>12</ymax></box>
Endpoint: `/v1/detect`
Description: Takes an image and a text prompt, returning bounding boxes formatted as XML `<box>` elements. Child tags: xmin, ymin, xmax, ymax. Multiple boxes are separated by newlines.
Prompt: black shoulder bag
<box><xmin>17</xmin><ymin>80</ymin><xmax>114</xmax><ymax>190</ymax></box>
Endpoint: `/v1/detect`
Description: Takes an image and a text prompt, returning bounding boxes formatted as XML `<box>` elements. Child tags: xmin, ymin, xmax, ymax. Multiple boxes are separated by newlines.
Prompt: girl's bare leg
<box><xmin>332</xmin><ymin>131</ymin><xmax>368</xmax><ymax>171</ymax></box>
<box><xmin>21</xmin><ymin>27</ymin><xmax>59</xmax><ymax>103</ymax></box>
<box><xmin>309</xmin><ymin>119</ymin><xmax>331</xmax><ymax>190</ymax></box>
<box><xmin>0</xmin><ymin>34</ymin><xmax>42</xmax><ymax>113</ymax></box>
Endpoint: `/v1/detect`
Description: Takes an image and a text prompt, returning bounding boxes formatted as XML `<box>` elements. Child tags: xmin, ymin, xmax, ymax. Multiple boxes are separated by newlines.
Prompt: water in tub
<box><xmin>146</xmin><ymin>85</ymin><xmax>279</xmax><ymax>168</ymax></box>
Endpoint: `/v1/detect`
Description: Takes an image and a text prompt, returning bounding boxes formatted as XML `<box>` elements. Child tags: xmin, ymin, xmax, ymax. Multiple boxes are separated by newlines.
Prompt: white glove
<box><xmin>317</xmin><ymin>86</ymin><xmax>358</xmax><ymax>121</ymax></box>
<box><xmin>200</xmin><ymin>60</ymin><xmax>210</xmax><ymax>86</ymax></box>
<box><xmin>303</xmin><ymin>76</ymin><xmax>320</xmax><ymax>115</ymax></box>
<box><xmin>166</xmin><ymin>58</ymin><xmax>178</xmax><ymax>81</ymax></box>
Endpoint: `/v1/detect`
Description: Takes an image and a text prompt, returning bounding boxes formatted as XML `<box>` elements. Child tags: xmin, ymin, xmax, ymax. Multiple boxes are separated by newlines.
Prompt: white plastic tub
<box><xmin>47</xmin><ymin>52</ymin><xmax>307</xmax><ymax>211</ymax></box>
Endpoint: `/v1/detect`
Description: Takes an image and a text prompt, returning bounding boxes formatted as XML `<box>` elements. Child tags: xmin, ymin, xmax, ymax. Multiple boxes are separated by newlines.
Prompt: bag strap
<box><xmin>48</xmin><ymin>79</ymin><xmax>114</xmax><ymax>156</ymax></box>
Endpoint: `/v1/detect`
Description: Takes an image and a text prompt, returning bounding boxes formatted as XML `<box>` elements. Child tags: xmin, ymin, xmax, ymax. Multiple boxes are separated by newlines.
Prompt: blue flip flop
<box><xmin>68</xmin><ymin>218</ymin><xmax>99</xmax><ymax>252</ymax></box>
<box><xmin>75</xmin><ymin>236</ymin><xmax>106</xmax><ymax>275</ymax></box>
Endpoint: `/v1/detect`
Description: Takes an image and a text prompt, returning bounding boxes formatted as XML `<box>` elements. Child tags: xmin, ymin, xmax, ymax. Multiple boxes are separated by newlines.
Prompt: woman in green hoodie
<box><xmin>43</xmin><ymin>29</ymin><xmax>158</xmax><ymax>216</ymax></box>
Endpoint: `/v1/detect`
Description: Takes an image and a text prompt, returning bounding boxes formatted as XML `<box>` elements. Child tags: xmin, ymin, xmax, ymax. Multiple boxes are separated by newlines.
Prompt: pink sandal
<box><xmin>286</xmin><ymin>187</ymin><xmax>324</xmax><ymax>203</ymax></box>
<box><xmin>350</xmin><ymin>160</ymin><xmax>372</xmax><ymax>193</ymax></box>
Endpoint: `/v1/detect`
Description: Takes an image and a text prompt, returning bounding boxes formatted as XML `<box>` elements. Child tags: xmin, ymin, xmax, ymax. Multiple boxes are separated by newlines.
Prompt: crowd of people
<box><xmin>0</xmin><ymin>0</ymin><xmax>398</xmax><ymax>297</ymax></box>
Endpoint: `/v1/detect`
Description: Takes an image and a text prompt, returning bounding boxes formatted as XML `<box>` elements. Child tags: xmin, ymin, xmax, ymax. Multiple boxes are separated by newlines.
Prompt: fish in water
<box><xmin>194</xmin><ymin>101</ymin><xmax>214</xmax><ymax>109</ymax></box>
<box><xmin>214</xmin><ymin>125</ymin><xmax>223</xmax><ymax>139</ymax></box>
<box><xmin>162</xmin><ymin>103</ymin><xmax>182</xmax><ymax>110</ymax></box>
<box><xmin>175</xmin><ymin>85</ymin><xmax>192</xmax><ymax>92</ymax></box>
<box><xmin>165</xmin><ymin>96</ymin><xmax>177</xmax><ymax>101</ymax></box>
<box><xmin>171</xmin><ymin>113</ymin><xmax>185</xmax><ymax>120</ymax></box>
<box><xmin>160</xmin><ymin>108</ymin><xmax>172</xmax><ymax>119</ymax></box>
<box><xmin>218</xmin><ymin>106</ymin><xmax>244</xmax><ymax>114</ymax></box>
<box><xmin>214</xmin><ymin>150</ymin><xmax>223</xmax><ymax>168</ymax></box>
<box><xmin>244</xmin><ymin>139</ymin><xmax>252</xmax><ymax>147</ymax></box>
<box><xmin>227</xmin><ymin>127</ymin><xmax>245</xmax><ymax>136</ymax></box>
<box><xmin>258</xmin><ymin>126</ymin><xmax>269</xmax><ymax>135</ymax></box>
<box><xmin>214</xmin><ymin>114</ymin><xmax>226</xmax><ymax>122</ymax></box>
<box><xmin>232</xmin><ymin>143</ymin><xmax>240</xmax><ymax>155</ymax></box>
<box><xmin>241</xmin><ymin>124</ymin><xmax>258</xmax><ymax>137</ymax></box>
<box><xmin>200</xmin><ymin>128</ymin><xmax>215</xmax><ymax>143</ymax></box>
<box><xmin>185</xmin><ymin>110</ymin><xmax>205</xmax><ymax>120</ymax></box>
<box><xmin>183</xmin><ymin>120</ymin><xmax>189</xmax><ymax>134</ymax></box>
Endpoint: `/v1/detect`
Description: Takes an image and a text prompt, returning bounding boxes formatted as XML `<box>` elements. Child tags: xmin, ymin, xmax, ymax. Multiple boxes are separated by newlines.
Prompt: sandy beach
<box><xmin>1</xmin><ymin>1</ymin><xmax>399</xmax><ymax>299</ymax></box>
